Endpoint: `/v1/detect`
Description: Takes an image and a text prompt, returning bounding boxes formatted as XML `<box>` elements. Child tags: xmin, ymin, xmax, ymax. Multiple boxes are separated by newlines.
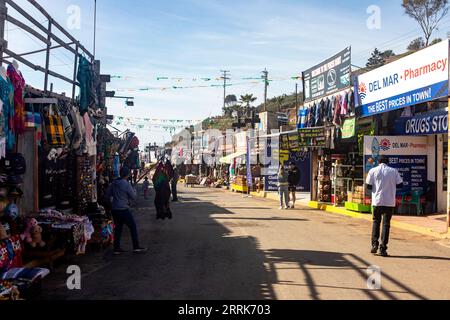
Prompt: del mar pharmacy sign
<box><xmin>357</xmin><ymin>39</ymin><xmax>449</xmax><ymax>117</ymax></box>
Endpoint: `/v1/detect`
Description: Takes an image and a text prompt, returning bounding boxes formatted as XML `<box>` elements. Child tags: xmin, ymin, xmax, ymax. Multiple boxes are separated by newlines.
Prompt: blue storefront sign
<box><xmin>394</xmin><ymin>110</ymin><xmax>448</xmax><ymax>135</ymax></box>
<box><xmin>360</xmin><ymin>82</ymin><xmax>448</xmax><ymax>117</ymax></box>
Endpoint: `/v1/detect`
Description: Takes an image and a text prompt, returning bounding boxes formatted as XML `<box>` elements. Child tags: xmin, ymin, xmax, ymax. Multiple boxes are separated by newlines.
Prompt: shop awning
<box><xmin>219</xmin><ymin>151</ymin><xmax>247</xmax><ymax>164</ymax></box>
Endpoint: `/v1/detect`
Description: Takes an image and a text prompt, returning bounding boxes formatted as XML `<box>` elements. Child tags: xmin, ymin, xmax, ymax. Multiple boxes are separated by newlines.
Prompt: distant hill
<box><xmin>256</xmin><ymin>92</ymin><xmax>303</xmax><ymax>113</ymax></box>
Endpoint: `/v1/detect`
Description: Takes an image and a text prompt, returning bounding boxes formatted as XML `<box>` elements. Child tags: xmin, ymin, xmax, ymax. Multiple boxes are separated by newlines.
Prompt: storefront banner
<box><xmin>364</xmin><ymin>136</ymin><xmax>428</xmax><ymax>156</ymax></box>
<box><xmin>298</xmin><ymin>127</ymin><xmax>326</xmax><ymax>147</ymax></box>
<box><xmin>303</xmin><ymin>47</ymin><xmax>352</xmax><ymax>103</ymax></box>
<box><xmin>263</xmin><ymin>137</ymin><xmax>280</xmax><ymax>192</ymax></box>
<box><xmin>364</xmin><ymin>136</ymin><xmax>428</xmax><ymax>194</ymax></box>
<box><xmin>341</xmin><ymin>117</ymin><xmax>356</xmax><ymax>139</ymax></box>
<box><xmin>394</xmin><ymin>109</ymin><xmax>448</xmax><ymax>135</ymax></box>
<box><xmin>358</xmin><ymin>40</ymin><xmax>449</xmax><ymax>117</ymax></box>
<box><xmin>246</xmin><ymin>137</ymin><xmax>253</xmax><ymax>190</ymax></box>
<box><xmin>235</xmin><ymin>131</ymin><xmax>248</xmax><ymax>153</ymax></box>
<box><xmin>285</xmin><ymin>151</ymin><xmax>311</xmax><ymax>192</ymax></box>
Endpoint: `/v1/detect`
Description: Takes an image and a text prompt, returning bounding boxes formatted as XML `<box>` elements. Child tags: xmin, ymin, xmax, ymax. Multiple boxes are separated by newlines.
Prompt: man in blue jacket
<box><xmin>105</xmin><ymin>166</ymin><xmax>147</xmax><ymax>255</ymax></box>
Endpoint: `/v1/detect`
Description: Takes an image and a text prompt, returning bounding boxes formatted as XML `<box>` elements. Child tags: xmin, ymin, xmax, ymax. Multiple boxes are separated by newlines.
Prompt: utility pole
<box><xmin>262</xmin><ymin>69</ymin><xmax>269</xmax><ymax>112</ymax></box>
<box><xmin>221</xmin><ymin>70</ymin><xmax>230</xmax><ymax>113</ymax></box>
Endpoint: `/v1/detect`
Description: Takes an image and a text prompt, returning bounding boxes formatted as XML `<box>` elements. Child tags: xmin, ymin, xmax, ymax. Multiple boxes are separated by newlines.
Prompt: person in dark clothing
<box><xmin>288</xmin><ymin>162</ymin><xmax>301</xmax><ymax>209</ymax></box>
<box><xmin>171</xmin><ymin>165</ymin><xmax>179</xmax><ymax>202</ymax></box>
<box><xmin>152</xmin><ymin>160</ymin><xmax>174</xmax><ymax>220</ymax></box>
<box><xmin>105</xmin><ymin>166</ymin><xmax>147</xmax><ymax>255</ymax></box>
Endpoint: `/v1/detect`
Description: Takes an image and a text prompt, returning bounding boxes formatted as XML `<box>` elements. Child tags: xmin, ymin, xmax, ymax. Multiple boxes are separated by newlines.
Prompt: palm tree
<box><xmin>240</xmin><ymin>94</ymin><xmax>257</xmax><ymax>108</ymax></box>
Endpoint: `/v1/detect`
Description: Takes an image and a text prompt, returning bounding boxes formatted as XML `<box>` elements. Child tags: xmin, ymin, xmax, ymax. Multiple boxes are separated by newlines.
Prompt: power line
<box><xmin>353</xmin><ymin>17</ymin><xmax>450</xmax><ymax>61</ymax></box>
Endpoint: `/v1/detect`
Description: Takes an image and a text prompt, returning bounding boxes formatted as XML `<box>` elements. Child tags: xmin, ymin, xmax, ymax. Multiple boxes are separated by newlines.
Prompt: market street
<box><xmin>41</xmin><ymin>185</ymin><xmax>450</xmax><ymax>300</ymax></box>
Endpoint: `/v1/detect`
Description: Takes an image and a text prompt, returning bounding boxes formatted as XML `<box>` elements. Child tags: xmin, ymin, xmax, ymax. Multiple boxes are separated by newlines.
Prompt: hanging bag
<box><xmin>44</xmin><ymin>104</ymin><xmax>66</xmax><ymax>146</ymax></box>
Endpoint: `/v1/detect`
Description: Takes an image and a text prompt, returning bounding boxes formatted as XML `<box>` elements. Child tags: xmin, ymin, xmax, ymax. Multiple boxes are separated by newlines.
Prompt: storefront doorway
<box><xmin>437</xmin><ymin>134</ymin><xmax>448</xmax><ymax>213</ymax></box>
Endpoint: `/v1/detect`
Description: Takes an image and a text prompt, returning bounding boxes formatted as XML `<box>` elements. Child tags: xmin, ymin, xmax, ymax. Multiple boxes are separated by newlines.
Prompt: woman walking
<box><xmin>278</xmin><ymin>165</ymin><xmax>289</xmax><ymax>210</ymax></box>
<box><xmin>152</xmin><ymin>159</ymin><xmax>174</xmax><ymax>220</ymax></box>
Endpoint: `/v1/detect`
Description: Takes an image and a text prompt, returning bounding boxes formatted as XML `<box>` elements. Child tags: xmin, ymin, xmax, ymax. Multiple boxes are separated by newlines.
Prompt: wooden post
<box><xmin>44</xmin><ymin>20</ymin><xmax>52</xmax><ymax>92</ymax></box>
<box><xmin>0</xmin><ymin>0</ymin><xmax>7</xmax><ymax>66</ymax></box>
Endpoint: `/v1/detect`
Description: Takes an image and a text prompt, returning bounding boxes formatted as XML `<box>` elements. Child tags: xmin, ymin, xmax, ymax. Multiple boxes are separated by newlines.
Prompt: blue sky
<box><xmin>8</xmin><ymin>0</ymin><xmax>450</xmax><ymax>145</ymax></box>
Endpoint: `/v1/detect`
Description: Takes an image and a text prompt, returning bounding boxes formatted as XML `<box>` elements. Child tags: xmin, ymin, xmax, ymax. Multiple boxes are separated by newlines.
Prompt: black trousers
<box><xmin>372</xmin><ymin>206</ymin><xmax>395</xmax><ymax>250</ymax></box>
<box><xmin>112</xmin><ymin>209</ymin><xmax>140</xmax><ymax>251</ymax></box>
<box><xmin>171</xmin><ymin>180</ymin><xmax>178</xmax><ymax>200</ymax></box>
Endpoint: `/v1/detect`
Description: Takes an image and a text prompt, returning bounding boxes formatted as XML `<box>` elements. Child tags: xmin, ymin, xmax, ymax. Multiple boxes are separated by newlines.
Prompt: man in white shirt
<box><xmin>366</xmin><ymin>156</ymin><xmax>403</xmax><ymax>257</ymax></box>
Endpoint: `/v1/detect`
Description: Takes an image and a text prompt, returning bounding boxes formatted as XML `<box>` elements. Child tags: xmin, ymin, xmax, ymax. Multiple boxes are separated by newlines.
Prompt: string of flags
<box><xmin>110</xmin><ymin>116</ymin><xmax>202</xmax><ymax>133</ymax></box>
<box><xmin>110</xmin><ymin>75</ymin><xmax>303</xmax><ymax>83</ymax></box>
<box><xmin>112</xmin><ymin>81</ymin><xmax>263</xmax><ymax>92</ymax></box>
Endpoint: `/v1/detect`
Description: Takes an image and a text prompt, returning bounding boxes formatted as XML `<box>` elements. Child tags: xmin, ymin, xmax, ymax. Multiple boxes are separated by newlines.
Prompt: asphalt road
<box><xmin>41</xmin><ymin>186</ymin><xmax>450</xmax><ymax>300</ymax></box>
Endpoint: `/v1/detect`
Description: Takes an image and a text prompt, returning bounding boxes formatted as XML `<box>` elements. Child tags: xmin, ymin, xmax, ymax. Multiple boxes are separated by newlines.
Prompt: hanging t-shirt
<box><xmin>7</xmin><ymin>65</ymin><xmax>25</xmax><ymax>135</ymax></box>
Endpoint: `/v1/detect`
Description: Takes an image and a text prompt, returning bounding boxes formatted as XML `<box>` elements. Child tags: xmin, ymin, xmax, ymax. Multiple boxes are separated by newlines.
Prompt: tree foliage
<box><xmin>407</xmin><ymin>37</ymin><xmax>426</xmax><ymax>51</ymax></box>
<box><xmin>366</xmin><ymin>48</ymin><xmax>386</xmax><ymax>69</ymax></box>
<box><xmin>239</xmin><ymin>94</ymin><xmax>257</xmax><ymax>108</ymax></box>
<box><xmin>402</xmin><ymin>0</ymin><xmax>449</xmax><ymax>46</ymax></box>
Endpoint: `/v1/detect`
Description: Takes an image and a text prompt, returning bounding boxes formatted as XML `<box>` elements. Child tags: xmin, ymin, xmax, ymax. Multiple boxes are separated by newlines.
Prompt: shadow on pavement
<box><xmin>40</xmin><ymin>188</ymin><xmax>278</xmax><ymax>300</ymax></box>
<box><xmin>265</xmin><ymin>249</ymin><xmax>427</xmax><ymax>300</ymax></box>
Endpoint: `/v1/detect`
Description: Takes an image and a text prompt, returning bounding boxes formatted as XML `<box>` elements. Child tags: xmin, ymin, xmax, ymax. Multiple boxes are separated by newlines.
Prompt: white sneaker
<box><xmin>284</xmin><ymin>206</ymin><xmax>290</xmax><ymax>210</ymax></box>
<box><xmin>279</xmin><ymin>206</ymin><xmax>284</xmax><ymax>210</ymax></box>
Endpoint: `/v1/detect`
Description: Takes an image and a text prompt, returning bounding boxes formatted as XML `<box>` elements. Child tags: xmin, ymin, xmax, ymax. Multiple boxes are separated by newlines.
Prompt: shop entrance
<box><xmin>437</xmin><ymin>134</ymin><xmax>448</xmax><ymax>213</ymax></box>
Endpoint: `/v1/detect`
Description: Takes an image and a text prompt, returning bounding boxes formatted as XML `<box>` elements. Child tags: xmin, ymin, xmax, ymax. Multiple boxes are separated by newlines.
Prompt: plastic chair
<box><xmin>410</xmin><ymin>191</ymin><xmax>423</xmax><ymax>216</ymax></box>
<box><xmin>400</xmin><ymin>191</ymin><xmax>423</xmax><ymax>216</ymax></box>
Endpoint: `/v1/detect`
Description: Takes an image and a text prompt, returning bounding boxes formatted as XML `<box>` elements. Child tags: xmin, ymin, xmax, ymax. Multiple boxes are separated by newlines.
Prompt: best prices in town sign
<box><xmin>357</xmin><ymin>39</ymin><xmax>449</xmax><ymax>117</ymax></box>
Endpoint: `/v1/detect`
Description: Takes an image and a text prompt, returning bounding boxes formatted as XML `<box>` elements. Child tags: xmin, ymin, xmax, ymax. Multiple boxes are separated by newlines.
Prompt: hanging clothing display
<box><xmin>7</xmin><ymin>65</ymin><xmax>25</xmax><ymax>135</ymax></box>
<box><xmin>0</xmin><ymin>76</ymin><xmax>14</xmax><ymax>151</ymax></box>
<box><xmin>340</xmin><ymin>93</ymin><xmax>348</xmax><ymax>117</ymax></box>
<box><xmin>347</xmin><ymin>90</ymin><xmax>355</xmax><ymax>115</ymax></box>
<box><xmin>333</xmin><ymin>94</ymin><xmax>342</xmax><ymax>126</ymax></box>
<box><xmin>69</xmin><ymin>105</ymin><xmax>85</xmax><ymax>150</ymax></box>
<box><xmin>77</xmin><ymin>56</ymin><xmax>95</xmax><ymax>115</ymax></box>
<box><xmin>0</xmin><ymin>137</ymin><xmax>5</xmax><ymax>159</ymax></box>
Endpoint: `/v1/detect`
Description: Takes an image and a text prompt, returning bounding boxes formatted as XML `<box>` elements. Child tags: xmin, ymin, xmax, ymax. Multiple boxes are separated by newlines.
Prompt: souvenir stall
<box><xmin>0</xmin><ymin>59</ymin><xmax>113</xmax><ymax>299</ymax></box>
<box><xmin>0</xmin><ymin>62</ymin><xmax>52</xmax><ymax>300</ymax></box>
<box><xmin>300</xmin><ymin>47</ymin><xmax>355</xmax><ymax>205</ymax></box>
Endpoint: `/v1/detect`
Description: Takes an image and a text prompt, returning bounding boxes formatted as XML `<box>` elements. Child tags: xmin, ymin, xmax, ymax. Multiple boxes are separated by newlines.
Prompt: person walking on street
<box><xmin>171</xmin><ymin>165</ymin><xmax>179</xmax><ymax>202</ymax></box>
<box><xmin>288</xmin><ymin>162</ymin><xmax>301</xmax><ymax>209</ymax></box>
<box><xmin>143</xmin><ymin>177</ymin><xmax>150</xmax><ymax>200</ymax></box>
<box><xmin>278</xmin><ymin>165</ymin><xmax>289</xmax><ymax>210</ymax></box>
<box><xmin>366</xmin><ymin>156</ymin><xmax>403</xmax><ymax>257</ymax></box>
<box><xmin>153</xmin><ymin>159</ymin><xmax>174</xmax><ymax>220</ymax></box>
<box><xmin>105</xmin><ymin>166</ymin><xmax>147</xmax><ymax>255</ymax></box>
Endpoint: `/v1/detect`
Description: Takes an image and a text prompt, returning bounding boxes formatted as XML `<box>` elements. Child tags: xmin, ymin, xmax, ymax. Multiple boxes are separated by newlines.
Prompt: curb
<box><xmin>308</xmin><ymin>201</ymin><xmax>450</xmax><ymax>240</ymax></box>
<box><xmin>248</xmin><ymin>191</ymin><xmax>450</xmax><ymax>240</ymax></box>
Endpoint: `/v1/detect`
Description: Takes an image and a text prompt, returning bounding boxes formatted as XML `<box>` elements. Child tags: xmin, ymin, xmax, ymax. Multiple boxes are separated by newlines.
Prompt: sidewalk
<box><xmin>250</xmin><ymin>191</ymin><xmax>450</xmax><ymax>240</ymax></box>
